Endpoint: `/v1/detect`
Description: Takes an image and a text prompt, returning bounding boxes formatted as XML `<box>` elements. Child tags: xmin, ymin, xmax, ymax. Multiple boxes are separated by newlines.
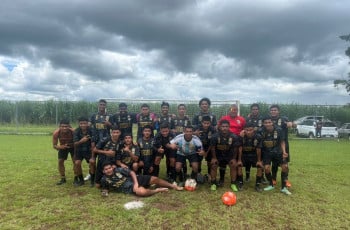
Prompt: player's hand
<box><xmin>239</xmin><ymin>130</ymin><xmax>245</xmax><ymax>137</ymax></box>
<box><xmin>89</xmin><ymin>157</ymin><xmax>96</xmax><ymax>164</ymax></box>
<box><xmin>197</xmin><ymin>149</ymin><xmax>205</xmax><ymax>156</ymax></box>
<box><xmin>283</xmin><ymin>152</ymin><xmax>289</xmax><ymax>158</ymax></box>
<box><xmin>158</xmin><ymin>146</ymin><xmax>164</xmax><ymax>154</ymax></box>
<box><xmin>237</xmin><ymin>160</ymin><xmax>243</xmax><ymax>167</ymax></box>
<box><xmin>149</xmin><ymin>166</ymin><xmax>154</xmax><ymax>173</ymax></box>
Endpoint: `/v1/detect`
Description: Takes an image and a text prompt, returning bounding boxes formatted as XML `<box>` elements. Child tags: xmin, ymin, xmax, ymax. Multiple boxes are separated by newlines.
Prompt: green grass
<box><xmin>0</xmin><ymin>134</ymin><xmax>349</xmax><ymax>229</ymax></box>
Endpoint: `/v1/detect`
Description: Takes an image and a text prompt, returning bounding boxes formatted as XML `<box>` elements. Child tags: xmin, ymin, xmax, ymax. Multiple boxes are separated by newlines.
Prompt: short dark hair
<box><xmin>119</xmin><ymin>102</ymin><xmax>127</xmax><ymax>108</ymax></box>
<box><xmin>102</xmin><ymin>161</ymin><xmax>113</xmax><ymax>169</ymax></box>
<box><xmin>250</xmin><ymin>103</ymin><xmax>260</xmax><ymax>109</ymax></box>
<box><xmin>78</xmin><ymin>116</ymin><xmax>89</xmax><ymax>122</ymax></box>
<box><xmin>161</xmin><ymin>101</ymin><xmax>170</xmax><ymax>108</ymax></box>
<box><xmin>142</xmin><ymin>125</ymin><xmax>152</xmax><ymax>131</ymax></box>
<box><xmin>262</xmin><ymin>115</ymin><xmax>272</xmax><ymax>122</ymax></box>
<box><xmin>244</xmin><ymin>122</ymin><xmax>256</xmax><ymax>128</ymax></box>
<box><xmin>141</xmin><ymin>103</ymin><xmax>149</xmax><ymax>108</ymax></box>
<box><xmin>201</xmin><ymin>115</ymin><xmax>211</xmax><ymax>122</ymax></box>
<box><xmin>160</xmin><ymin>122</ymin><xmax>170</xmax><ymax>129</ymax></box>
<box><xmin>184</xmin><ymin>124</ymin><xmax>193</xmax><ymax>130</ymax></box>
<box><xmin>123</xmin><ymin>133</ymin><xmax>133</xmax><ymax>138</ymax></box>
<box><xmin>59</xmin><ymin>119</ymin><xmax>70</xmax><ymax>125</ymax></box>
<box><xmin>220</xmin><ymin>119</ymin><xmax>230</xmax><ymax>126</ymax></box>
<box><xmin>99</xmin><ymin>99</ymin><xmax>107</xmax><ymax>104</ymax></box>
<box><xmin>178</xmin><ymin>104</ymin><xmax>186</xmax><ymax>109</ymax></box>
<box><xmin>269</xmin><ymin>104</ymin><xmax>280</xmax><ymax>111</ymax></box>
<box><xmin>111</xmin><ymin>125</ymin><xmax>121</xmax><ymax>131</ymax></box>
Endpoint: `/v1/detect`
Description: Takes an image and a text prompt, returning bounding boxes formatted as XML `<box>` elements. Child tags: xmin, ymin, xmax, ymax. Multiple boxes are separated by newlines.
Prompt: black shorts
<box><xmin>137</xmin><ymin>175</ymin><xmax>152</xmax><ymax>187</ymax></box>
<box><xmin>176</xmin><ymin>154</ymin><xmax>199</xmax><ymax>164</ymax></box>
<box><xmin>217</xmin><ymin>152</ymin><xmax>237</xmax><ymax>165</ymax></box>
<box><xmin>75</xmin><ymin>151</ymin><xmax>91</xmax><ymax>163</ymax></box>
<box><xmin>165</xmin><ymin>149</ymin><xmax>176</xmax><ymax>159</ymax></box>
<box><xmin>263</xmin><ymin>151</ymin><xmax>286</xmax><ymax>166</ymax></box>
<box><xmin>58</xmin><ymin>148</ymin><xmax>74</xmax><ymax>160</ymax></box>
<box><xmin>242</xmin><ymin>154</ymin><xmax>257</xmax><ymax>167</ymax></box>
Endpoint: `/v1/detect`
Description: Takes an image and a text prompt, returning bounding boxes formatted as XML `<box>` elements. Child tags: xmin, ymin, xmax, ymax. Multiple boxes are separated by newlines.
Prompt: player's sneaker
<box><xmin>84</xmin><ymin>174</ymin><xmax>91</xmax><ymax>181</ymax></box>
<box><xmin>56</xmin><ymin>178</ymin><xmax>66</xmax><ymax>185</ymax></box>
<box><xmin>280</xmin><ymin>187</ymin><xmax>292</xmax><ymax>195</ymax></box>
<box><xmin>255</xmin><ymin>185</ymin><xmax>263</xmax><ymax>192</ymax></box>
<box><xmin>230</xmin><ymin>183</ymin><xmax>238</xmax><ymax>192</ymax></box>
<box><xmin>272</xmin><ymin>180</ymin><xmax>277</xmax><ymax>186</ymax></box>
<box><xmin>264</xmin><ymin>185</ymin><xmax>275</xmax><ymax>191</ymax></box>
<box><xmin>210</xmin><ymin>184</ymin><xmax>217</xmax><ymax>191</ymax></box>
<box><xmin>286</xmin><ymin>180</ymin><xmax>292</xmax><ymax>188</ymax></box>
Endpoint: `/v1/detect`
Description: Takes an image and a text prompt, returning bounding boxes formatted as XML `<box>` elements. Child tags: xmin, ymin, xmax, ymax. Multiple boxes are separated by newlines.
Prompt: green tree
<box><xmin>334</xmin><ymin>34</ymin><xmax>350</xmax><ymax>94</ymax></box>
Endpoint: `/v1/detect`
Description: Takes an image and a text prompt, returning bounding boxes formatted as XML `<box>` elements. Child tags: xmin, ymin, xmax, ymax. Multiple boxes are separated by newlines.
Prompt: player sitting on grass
<box><xmin>100</xmin><ymin>161</ymin><xmax>183</xmax><ymax>197</ymax></box>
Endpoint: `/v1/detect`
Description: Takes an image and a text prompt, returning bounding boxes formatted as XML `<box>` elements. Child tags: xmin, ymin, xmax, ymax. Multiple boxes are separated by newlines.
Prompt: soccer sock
<box><xmin>90</xmin><ymin>174</ymin><xmax>95</xmax><ymax>184</ymax></box>
<box><xmin>256</xmin><ymin>176</ymin><xmax>262</xmax><ymax>186</ymax></box>
<box><xmin>272</xmin><ymin>163</ymin><xmax>278</xmax><ymax>180</ymax></box>
<box><xmin>245</xmin><ymin>165</ymin><xmax>250</xmax><ymax>178</ymax></box>
<box><xmin>183</xmin><ymin>163</ymin><xmax>187</xmax><ymax>176</ymax></box>
<box><xmin>211</xmin><ymin>179</ymin><xmax>217</xmax><ymax>185</ymax></box>
<box><xmin>281</xmin><ymin>172</ymin><xmax>288</xmax><ymax>189</ymax></box>
<box><xmin>191</xmin><ymin>171</ymin><xmax>198</xmax><ymax>180</ymax></box>
<box><xmin>170</xmin><ymin>166</ymin><xmax>176</xmax><ymax>181</ymax></box>
<box><xmin>265</xmin><ymin>172</ymin><xmax>273</xmax><ymax>186</ymax></box>
<box><xmin>219</xmin><ymin>167</ymin><xmax>225</xmax><ymax>182</ymax></box>
<box><xmin>237</xmin><ymin>175</ymin><xmax>243</xmax><ymax>183</ymax></box>
<box><xmin>153</xmin><ymin>165</ymin><xmax>160</xmax><ymax>177</ymax></box>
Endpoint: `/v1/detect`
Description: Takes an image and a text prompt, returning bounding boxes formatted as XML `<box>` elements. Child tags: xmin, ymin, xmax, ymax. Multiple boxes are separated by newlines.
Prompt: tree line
<box><xmin>0</xmin><ymin>100</ymin><xmax>349</xmax><ymax>126</ymax></box>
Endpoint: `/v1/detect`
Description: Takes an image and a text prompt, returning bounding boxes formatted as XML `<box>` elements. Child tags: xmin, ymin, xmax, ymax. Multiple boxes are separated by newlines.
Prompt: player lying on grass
<box><xmin>100</xmin><ymin>161</ymin><xmax>183</xmax><ymax>197</ymax></box>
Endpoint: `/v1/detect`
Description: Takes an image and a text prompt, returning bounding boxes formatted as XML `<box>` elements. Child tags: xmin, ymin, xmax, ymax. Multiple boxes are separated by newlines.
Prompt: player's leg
<box><xmin>229</xmin><ymin>159</ymin><xmax>239</xmax><ymax>192</ymax></box>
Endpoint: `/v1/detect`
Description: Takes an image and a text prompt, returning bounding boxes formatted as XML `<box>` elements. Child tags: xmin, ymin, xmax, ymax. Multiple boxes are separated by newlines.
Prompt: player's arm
<box><xmin>281</xmin><ymin>140</ymin><xmax>288</xmax><ymax>159</ymax></box>
<box><xmin>52</xmin><ymin>129</ymin><xmax>59</xmax><ymax>150</ymax></box>
<box><xmin>237</xmin><ymin>146</ymin><xmax>243</xmax><ymax>166</ymax></box>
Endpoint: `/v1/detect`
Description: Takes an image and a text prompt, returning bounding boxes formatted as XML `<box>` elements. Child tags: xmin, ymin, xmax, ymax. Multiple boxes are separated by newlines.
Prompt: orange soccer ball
<box><xmin>221</xmin><ymin>191</ymin><xmax>237</xmax><ymax>206</ymax></box>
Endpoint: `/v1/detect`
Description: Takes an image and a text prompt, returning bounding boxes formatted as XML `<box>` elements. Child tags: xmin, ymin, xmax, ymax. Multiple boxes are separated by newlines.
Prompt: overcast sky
<box><xmin>0</xmin><ymin>0</ymin><xmax>349</xmax><ymax>105</ymax></box>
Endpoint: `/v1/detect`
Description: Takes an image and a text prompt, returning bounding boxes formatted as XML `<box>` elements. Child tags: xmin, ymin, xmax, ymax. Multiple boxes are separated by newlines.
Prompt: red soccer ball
<box><xmin>221</xmin><ymin>191</ymin><xmax>237</xmax><ymax>206</ymax></box>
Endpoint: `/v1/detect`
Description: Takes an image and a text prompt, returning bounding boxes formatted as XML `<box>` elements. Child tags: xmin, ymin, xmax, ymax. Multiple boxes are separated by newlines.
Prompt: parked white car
<box><xmin>338</xmin><ymin>123</ymin><xmax>350</xmax><ymax>140</ymax></box>
<box><xmin>296</xmin><ymin>119</ymin><xmax>338</xmax><ymax>138</ymax></box>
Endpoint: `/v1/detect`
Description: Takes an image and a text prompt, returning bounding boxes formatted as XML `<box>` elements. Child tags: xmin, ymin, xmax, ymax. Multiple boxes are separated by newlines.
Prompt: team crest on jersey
<box><xmin>274</xmin><ymin>130</ymin><xmax>278</xmax><ymax>139</ymax></box>
<box><xmin>236</xmin><ymin>120</ymin><xmax>241</xmax><ymax>124</ymax></box>
<box><xmin>228</xmin><ymin>137</ymin><xmax>232</xmax><ymax>145</ymax></box>
<box><xmin>278</xmin><ymin>118</ymin><xmax>282</xmax><ymax>126</ymax></box>
<box><xmin>258</xmin><ymin>120</ymin><xmax>262</xmax><ymax>127</ymax></box>
<box><xmin>199</xmin><ymin>115</ymin><xmax>202</xmax><ymax>122</ymax></box>
<box><xmin>254</xmin><ymin>139</ymin><xmax>258</xmax><ymax>146</ymax></box>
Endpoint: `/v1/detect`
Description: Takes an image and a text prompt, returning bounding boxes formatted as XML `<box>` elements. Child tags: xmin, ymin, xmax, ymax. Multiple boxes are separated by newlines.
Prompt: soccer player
<box><xmin>153</xmin><ymin>122</ymin><xmax>176</xmax><ymax>181</ymax></box>
<box><xmin>89</xmin><ymin>99</ymin><xmax>112</xmax><ymax>142</ymax></box>
<box><xmin>92</xmin><ymin>126</ymin><xmax>123</xmax><ymax>188</ymax></box>
<box><xmin>116</xmin><ymin>133</ymin><xmax>140</xmax><ymax>172</ymax></box>
<box><xmin>52</xmin><ymin>119</ymin><xmax>75</xmax><ymax>185</ymax></box>
<box><xmin>192</xmin><ymin>97</ymin><xmax>217</xmax><ymax>130</ymax></box>
<box><xmin>269</xmin><ymin>104</ymin><xmax>294</xmax><ymax>187</ymax></box>
<box><xmin>195</xmin><ymin>115</ymin><xmax>216</xmax><ymax>179</ymax></box>
<box><xmin>237</xmin><ymin>122</ymin><xmax>263</xmax><ymax>192</ymax></box>
<box><xmin>258</xmin><ymin>116</ymin><xmax>291</xmax><ymax>195</ymax></box>
<box><xmin>209</xmin><ymin>120</ymin><xmax>241</xmax><ymax>192</ymax></box>
<box><xmin>169</xmin><ymin>125</ymin><xmax>205</xmax><ymax>186</ymax></box>
<box><xmin>244</xmin><ymin>103</ymin><xmax>263</xmax><ymax>182</ymax></box>
<box><xmin>136</xmin><ymin>103</ymin><xmax>157</xmax><ymax>139</ymax></box>
<box><xmin>157</xmin><ymin>101</ymin><xmax>175</xmax><ymax>132</ymax></box>
<box><xmin>111</xmin><ymin>102</ymin><xmax>137</xmax><ymax>139</ymax></box>
<box><xmin>137</xmin><ymin>125</ymin><xmax>156</xmax><ymax>175</ymax></box>
<box><xmin>100</xmin><ymin>161</ymin><xmax>183</xmax><ymax>197</ymax></box>
<box><xmin>73</xmin><ymin>117</ymin><xmax>96</xmax><ymax>186</ymax></box>
<box><xmin>173</xmin><ymin>104</ymin><xmax>191</xmax><ymax>135</ymax></box>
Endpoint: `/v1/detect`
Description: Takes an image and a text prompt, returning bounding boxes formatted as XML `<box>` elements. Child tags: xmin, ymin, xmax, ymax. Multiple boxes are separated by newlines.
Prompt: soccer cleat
<box><xmin>264</xmin><ymin>185</ymin><xmax>275</xmax><ymax>191</ymax></box>
<box><xmin>210</xmin><ymin>184</ymin><xmax>217</xmax><ymax>191</ymax></box>
<box><xmin>255</xmin><ymin>185</ymin><xmax>263</xmax><ymax>192</ymax></box>
<box><xmin>84</xmin><ymin>174</ymin><xmax>91</xmax><ymax>181</ymax></box>
<box><xmin>286</xmin><ymin>180</ymin><xmax>292</xmax><ymax>188</ymax></box>
<box><xmin>280</xmin><ymin>187</ymin><xmax>292</xmax><ymax>195</ymax></box>
<box><xmin>230</xmin><ymin>183</ymin><xmax>238</xmax><ymax>192</ymax></box>
<box><xmin>56</xmin><ymin>178</ymin><xmax>66</xmax><ymax>185</ymax></box>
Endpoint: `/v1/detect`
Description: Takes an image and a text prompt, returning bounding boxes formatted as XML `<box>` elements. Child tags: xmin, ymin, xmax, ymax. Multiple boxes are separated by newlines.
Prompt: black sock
<box><xmin>281</xmin><ymin>172</ymin><xmax>288</xmax><ymax>188</ymax></box>
<box><xmin>272</xmin><ymin>164</ymin><xmax>278</xmax><ymax>180</ymax></box>
<box><xmin>265</xmin><ymin>173</ymin><xmax>273</xmax><ymax>186</ymax></box>
<box><xmin>256</xmin><ymin>176</ymin><xmax>262</xmax><ymax>186</ymax></box>
<box><xmin>219</xmin><ymin>167</ymin><xmax>225</xmax><ymax>182</ymax></box>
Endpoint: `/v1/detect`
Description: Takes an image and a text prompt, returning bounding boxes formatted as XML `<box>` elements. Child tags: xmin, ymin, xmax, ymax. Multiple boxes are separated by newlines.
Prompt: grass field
<box><xmin>0</xmin><ymin>134</ymin><xmax>349</xmax><ymax>229</ymax></box>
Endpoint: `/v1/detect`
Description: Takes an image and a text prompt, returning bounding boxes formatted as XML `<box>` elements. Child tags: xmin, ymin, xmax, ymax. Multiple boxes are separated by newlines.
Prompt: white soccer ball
<box><xmin>184</xmin><ymin>179</ymin><xmax>197</xmax><ymax>191</ymax></box>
